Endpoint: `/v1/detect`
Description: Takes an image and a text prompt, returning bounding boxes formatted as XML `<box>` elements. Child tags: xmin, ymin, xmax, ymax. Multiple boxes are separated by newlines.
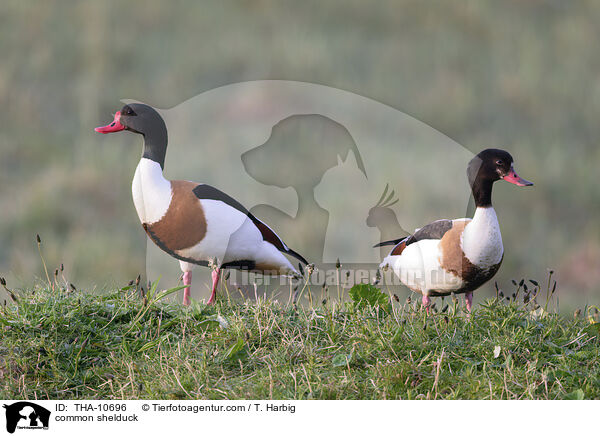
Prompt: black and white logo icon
<box><xmin>3</xmin><ymin>402</ymin><xmax>50</xmax><ymax>434</ymax></box>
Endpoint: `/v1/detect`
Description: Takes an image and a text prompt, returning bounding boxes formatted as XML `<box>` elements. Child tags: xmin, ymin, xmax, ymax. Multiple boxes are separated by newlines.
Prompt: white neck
<box><xmin>131</xmin><ymin>158</ymin><xmax>172</xmax><ymax>224</ymax></box>
<box><xmin>461</xmin><ymin>206</ymin><xmax>503</xmax><ymax>267</ymax></box>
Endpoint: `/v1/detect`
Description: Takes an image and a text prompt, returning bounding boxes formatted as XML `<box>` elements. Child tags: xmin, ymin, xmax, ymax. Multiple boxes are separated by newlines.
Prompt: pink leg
<box><xmin>422</xmin><ymin>294</ymin><xmax>431</xmax><ymax>314</ymax></box>
<box><xmin>465</xmin><ymin>291</ymin><xmax>473</xmax><ymax>313</ymax></box>
<box><xmin>182</xmin><ymin>271</ymin><xmax>192</xmax><ymax>306</ymax></box>
<box><xmin>207</xmin><ymin>268</ymin><xmax>220</xmax><ymax>305</ymax></box>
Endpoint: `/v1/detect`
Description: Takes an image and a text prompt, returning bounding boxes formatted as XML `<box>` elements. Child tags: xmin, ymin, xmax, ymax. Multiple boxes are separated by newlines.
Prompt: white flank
<box><xmin>461</xmin><ymin>207</ymin><xmax>503</xmax><ymax>268</ymax></box>
<box><xmin>132</xmin><ymin>158</ymin><xmax>172</xmax><ymax>224</ymax></box>
<box><xmin>179</xmin><ymin>260</ymin><xmax>194</xmax><ymax>273</ymax></box>
<box><xmin>381</xmin><ymin>239</ymin><xmax>463</xmax><ymax>295</ymax></box>
<box><xmin>176</xmin><ymin>199</ymin><xmax>296</xmax><ymax>273</ymax></box>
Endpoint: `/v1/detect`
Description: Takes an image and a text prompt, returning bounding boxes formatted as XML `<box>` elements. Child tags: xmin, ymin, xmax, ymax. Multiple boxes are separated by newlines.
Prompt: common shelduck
<box><xmin>95</xmin><ymin>103</ymin><xmax>308</xmax><ymax>305</ymax></box>
<box><xmin>376</xmin><ymin>149</ymin><xmax>533</xmax><ymax>312</ymax></box>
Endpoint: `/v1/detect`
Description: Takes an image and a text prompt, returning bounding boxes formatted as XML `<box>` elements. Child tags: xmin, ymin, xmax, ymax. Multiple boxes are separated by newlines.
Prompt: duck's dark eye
<box><xmin>496</xmin><ymin>159</ymin><xmax>504</xmax><ymax>166</ymax></box>
<box><xmin>123</xmin><ymin>106</ymin><xmax>135</xmax><ymax>116</ymax></box>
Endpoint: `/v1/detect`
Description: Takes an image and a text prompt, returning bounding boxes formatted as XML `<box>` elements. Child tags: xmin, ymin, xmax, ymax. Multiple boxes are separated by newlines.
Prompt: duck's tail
<box><xmin>373</xmin><ymin>236</ymin><xmax>408</xmax><ymax>248</ymax></box>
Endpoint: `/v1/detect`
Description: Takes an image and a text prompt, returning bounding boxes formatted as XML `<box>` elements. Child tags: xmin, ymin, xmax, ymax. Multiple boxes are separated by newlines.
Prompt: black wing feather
<box><xmin>373</xmin><ymin>219</ymin><xmax>454</xmax><ymax>252</ymax></box>
<box><xmin>192</xmin><ymin>184</ymin><xmax>250</xmax><ymax>215</ymax></box>
<box><xmin>373</xmin><ymin>237</ymin><xmax>408</xmax><ymax>248</ymax></box>
<box><xmin>406</xmin><ymin>220</ymin><xmax>452</xmax><ymax>245</ymax></box>
<box><xmin>406</xmin><ymin>219</ymin><xmax>453</xmax><ymax>246</ymax></box>
<box><xmin>192</xmin><ymin>184</ymin><xmax>309</xmax><ymax>265</ymax></box>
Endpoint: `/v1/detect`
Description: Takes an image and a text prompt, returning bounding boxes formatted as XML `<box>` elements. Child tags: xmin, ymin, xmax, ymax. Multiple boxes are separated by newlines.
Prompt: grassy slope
<box><xmin>1</xmin><ymin>283</ymin><xmax>599</xmax><ymax>400</ymax></box>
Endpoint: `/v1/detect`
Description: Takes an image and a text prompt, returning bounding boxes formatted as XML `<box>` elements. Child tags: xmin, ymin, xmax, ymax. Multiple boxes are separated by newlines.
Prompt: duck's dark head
<box><xmin>95</xmin><ymin>103</ymin><xmax>164</xmax><ymax>136</ymax></box>
<box><xmin>468</xmin><ymin>148</ymin><xmax>533</xmax><ymax>187</ymax></box>
<box><xmin>96</xmin><ymin>103</ymin><xmax>168</xmax><ymax>168</ymax></box>
<box><xmin>467</xmin><ymin>148</ymin><xmax>533</xmax><ymax>207</ymax></box>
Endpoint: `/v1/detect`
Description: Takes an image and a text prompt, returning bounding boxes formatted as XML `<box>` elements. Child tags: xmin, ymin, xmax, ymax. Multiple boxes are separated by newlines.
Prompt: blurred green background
<box><xmin>1</xmin><ymin>0</ymin><xmax>599</xmax><ymax>308</ymax></box>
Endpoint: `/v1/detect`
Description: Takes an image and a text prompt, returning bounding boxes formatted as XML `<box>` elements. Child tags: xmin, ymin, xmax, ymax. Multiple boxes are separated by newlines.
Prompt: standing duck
<box><xmin>376</xmin><ymin>149</ymin><xmax>533</xmax><ymax>312</ymax></box>
<box><xmin>95</xmin><ymin>103</ymin><xmax>308</xmax><ymax>305</ymax></box>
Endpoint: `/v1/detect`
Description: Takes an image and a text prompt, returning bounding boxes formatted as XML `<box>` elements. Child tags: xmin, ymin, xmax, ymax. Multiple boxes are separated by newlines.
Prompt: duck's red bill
<box><xmin>503</xmin><ymin>167</ymin><xmax>533</xmax><ymax>186</ymax></box>
<box><xmin>95</xmin><ymin>111</ymin><xmax>125</xmax><ymax>133</ymax></box>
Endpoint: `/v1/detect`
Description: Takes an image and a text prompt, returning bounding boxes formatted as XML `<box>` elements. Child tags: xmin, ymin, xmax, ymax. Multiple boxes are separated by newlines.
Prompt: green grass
<box><xmin>1</xmin><ymin>280</ymin><xmax>599</xmax><ymax>400</ymax></box>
